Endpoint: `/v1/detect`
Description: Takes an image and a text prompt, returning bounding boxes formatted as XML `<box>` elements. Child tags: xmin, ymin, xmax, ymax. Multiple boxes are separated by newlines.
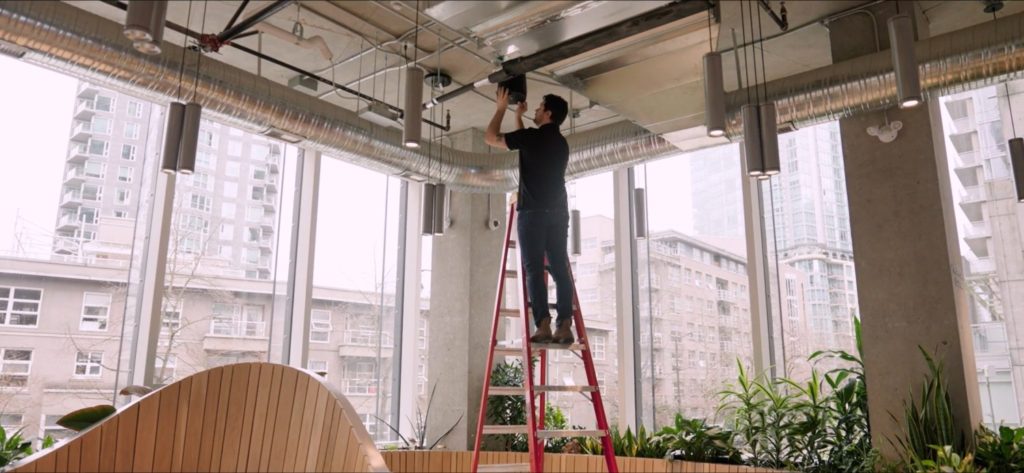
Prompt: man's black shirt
<box><xmin>504</xmin><ymin>123</ymin><xmax>569</xmax><ymax>211</ymax></box>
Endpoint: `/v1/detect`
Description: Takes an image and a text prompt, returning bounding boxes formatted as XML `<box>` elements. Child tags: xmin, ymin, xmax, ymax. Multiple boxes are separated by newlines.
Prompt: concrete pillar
<box><xmin>828</xmin><ymin>2</ymin><xmax>982</xmax><ymax>458</ymax></box>
<box><xmin>427</xmin><ymin>128</ymin><xmax>508</xmax><ymax>449</ymax></box>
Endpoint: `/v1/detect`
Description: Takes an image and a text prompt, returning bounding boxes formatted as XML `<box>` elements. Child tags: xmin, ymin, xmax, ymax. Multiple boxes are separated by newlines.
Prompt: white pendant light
<box><xmin>1010</xmin><ymin>137</ymin><xmax>1024</xmax><ymax>202</ymax></box>
<box><xmin>743</xmin><ymin>104</ymin><xmax>764</xmax><ymax>177</ymax></box>
<box><xmin>421</xmin><ymin>183</ymin><xmax>436</xmax><ymax>235</ymax></box>
<box><xmin>634</xmin><ymin>187</ymin><xmax>647</xmax><ymax>239</ymax></box>
<box><xmin>124</xmin><ymin>1</ymin><xmax>167</xmax><ymax>55</ymax></box>
<box><xmin>404</xmin><ymin>67</ymin><xmax>424</xmax><ymax>148</ymax></box>
<box><xmin>759</xmin><ymin>101</ymin><xmax>780</xmax><ymax>177</ymax></box>
<box><xmin>888</xmin><ymin>14</ymin><xmax>922</xmax><ymax>108</ymax></box>
<box><xmin>704</xmin><ymin>52</ymin><xmax>726</xmax><ymax>137</ymax></box>
<box><xmin>570</xmin><ymin>209</ymin><xmax>582</xmax><ymax>256</ymax></box>
<box><xmin>177</xmin><ymin>102</ymin><xmax>202</xmax><ymax>175</ymax></box>
<box><xmin>432</xmin><ymin>183</ymin><xmax>447</xmax><ymax>235</ymax></box>
<box><xmin>160</xmin><ymin>102</ymin><xmax>185</xmax><ymax>174</ymax></box>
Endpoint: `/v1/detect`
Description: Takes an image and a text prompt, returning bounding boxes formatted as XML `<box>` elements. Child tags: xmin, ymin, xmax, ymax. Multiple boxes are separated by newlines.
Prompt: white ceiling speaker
<box><xmin>866</xmin><ymin>120</ymin><xmax>903</xmax><ymax>143</ymax></box>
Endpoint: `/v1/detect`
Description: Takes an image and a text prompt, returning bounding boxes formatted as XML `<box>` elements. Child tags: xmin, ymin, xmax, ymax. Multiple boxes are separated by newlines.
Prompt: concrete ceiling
<box><xmin>62</xmin><ymin>0</ymin><xmax>1024</xmax><ymax>156</ymax></box>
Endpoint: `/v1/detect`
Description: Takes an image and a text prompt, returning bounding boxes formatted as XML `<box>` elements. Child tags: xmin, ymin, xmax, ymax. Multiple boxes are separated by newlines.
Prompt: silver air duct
<box><xmin>724</xmin><ymin>11</ymin><xmax>1024</xmax><ymax>137</ymax></box>
<box><xmin>0</xmin><ymin>1</ymin><xmax>676</xmax><ymax>193</ymax></box>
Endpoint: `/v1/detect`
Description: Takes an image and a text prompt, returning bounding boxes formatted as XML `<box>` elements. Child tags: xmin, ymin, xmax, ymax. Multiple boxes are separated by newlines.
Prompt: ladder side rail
<box><xmin>471</xmin><ymin>203</ymin><xmax>519</xmax><ymax>473</ymax></box>
<box><xmin>515</xmin><ymin>205</ymin><xmax>543</xmax><ymax>473</ymax></box>
<box><xmin>567</xmin><ymin>263</ymin><xmax>619</xmax><ymax>473</ymax></box>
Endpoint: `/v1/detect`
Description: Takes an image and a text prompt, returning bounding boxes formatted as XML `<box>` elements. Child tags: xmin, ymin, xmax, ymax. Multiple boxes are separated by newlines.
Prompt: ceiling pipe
<box><xmin>424</xmin><ymin>0</ymin><xmax>715</xmax><ymax>109</ymax></box>
<box><xmin>722</xmin><ymin>10</ymin><xmax>1024</xmax><ymax>138</ymax></box>
<box><xmin>0</xmin><ymin>0</ymin><xmax>676</xmax><ymax>193</ymax></box>
<box><xmin>215</xmin><ymin>0</ymin><xmax>292</xmax><ymax>46</ymax></box>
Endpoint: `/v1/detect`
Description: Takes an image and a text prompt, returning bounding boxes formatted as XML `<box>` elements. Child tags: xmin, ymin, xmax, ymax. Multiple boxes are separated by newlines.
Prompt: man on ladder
<box><xmin>484</xmin><ymin>87</ymin><xmax>573</xmax><ymax>344</ymax></box>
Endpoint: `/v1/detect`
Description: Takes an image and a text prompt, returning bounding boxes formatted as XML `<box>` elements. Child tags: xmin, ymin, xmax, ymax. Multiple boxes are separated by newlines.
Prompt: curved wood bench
<box><xmin>9</xmin><ymin>363</ymin><xmax>390</xmax><ymax>472</ymax></box>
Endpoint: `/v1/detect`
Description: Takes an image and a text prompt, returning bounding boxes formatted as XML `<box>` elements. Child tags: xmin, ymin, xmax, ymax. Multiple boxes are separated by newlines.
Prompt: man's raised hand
<box><xmin>495</xmin><ymin>87</ymin><xmax>510</xmax><ymax>110</ymax></box>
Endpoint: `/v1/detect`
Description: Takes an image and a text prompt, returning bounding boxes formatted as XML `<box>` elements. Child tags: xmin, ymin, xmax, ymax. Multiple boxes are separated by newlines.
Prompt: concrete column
<box><xmin>613</xmin><ymin>168</ymin><xmax>640</xmax><ymax>430</ymax></box>
<box><xmin>427</xmin><ymin>128</ymin><xmax>508</xmax><ymax>449</ymax></box>
<box><xmin>278</xmin><ymin>148</ymin><xmax>320</xmax><ymax>367</ymax></box>
<box><xmin>398</xmin><ymin>181</ymin><xmax>423</xmax><ymax>441</ymax></box>
<box><xmin>828</xmin><ymin>2</ymin><xmax>982</xmax><ymax>458</ymax></box>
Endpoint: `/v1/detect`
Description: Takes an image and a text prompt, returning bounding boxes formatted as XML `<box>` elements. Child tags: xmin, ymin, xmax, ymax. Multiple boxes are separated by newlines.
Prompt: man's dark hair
<box><xmin>542</xmin><ymin>94</ymin><xmax>569</xmax><ymax>127</ymax></box>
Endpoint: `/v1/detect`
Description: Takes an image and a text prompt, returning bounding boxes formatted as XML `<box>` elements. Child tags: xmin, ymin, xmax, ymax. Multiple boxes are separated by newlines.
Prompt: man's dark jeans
<box><xmin>517</xmin><ymin>208</ymin><xmax>574</xmax><ymax>328</ymax></box>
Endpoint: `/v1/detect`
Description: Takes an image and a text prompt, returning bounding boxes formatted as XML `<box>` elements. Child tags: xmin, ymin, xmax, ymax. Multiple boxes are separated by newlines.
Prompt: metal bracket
<box><xmin>758</xmin><ymin>0</ymin><xmax>788</xmax><ymax>31</ymax></box>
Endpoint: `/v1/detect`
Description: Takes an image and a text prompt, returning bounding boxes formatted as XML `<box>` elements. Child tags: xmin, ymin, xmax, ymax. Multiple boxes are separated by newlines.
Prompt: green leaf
<box><xmin>57</xmin><ymin>404</ymin><xmax>116</xmax><ymax>432</ymax></box>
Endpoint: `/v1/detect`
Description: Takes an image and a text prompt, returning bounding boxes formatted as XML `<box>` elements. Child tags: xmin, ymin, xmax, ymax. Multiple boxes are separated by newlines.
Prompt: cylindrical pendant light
<box><xmin>570</xmin><ymin>209</ymin><xmax>582</xmax><ymax>256</ymax></box>
<box><xmin>759</xmin><ymin>101</ymin><xmax>780</xmax><ymax>178</ymax></box>
<box><xmin>742</xmin><ymin>104</ymin><xmax>764</xmax><ymax>177</ymax></box>
<box><xmin>421</xmin><ymin>183</ymin><xmax>436</xmax><ymax>235</ymax></box>
<box><xmin>703</xmin><ymin>52</ymin><xmax>726</xmax><ymax>137</ymax></box>
<box><xmin>432</xmin><ymin>184</ymin><xmax>447</xmax><ymax>235</ymax></box>
<box><xmin>177</xmin><ymin>102</ymin><xmax>202</xmax><ymax>175</ymax></box>
<box><xmin>888</xmin><ymin>14</ymin><xmax>921</xmax><ymax>109</ymax></box>
<box><xmin>404</xmin><ymin>67</ymin><xmax>424</xmax><ymax>148</ymax></box>
<box><xmin>634</xmin><ymin>187</ymin><xmax>647</xmax><ymax>239</ymax></box>
<box><xmin>160</xmin><ymin>102</ymin><xmax>185</xmax><ymax>174</ymax></box>
<box><xmin>1009</xmin><ymin>137</ymin><xmax>1024</xmax><ymax>202</ymax></box>
<box><xmin>137</xmin><ymin>1</ymin><xmax>167</xmax><ymax>55</ymax></box>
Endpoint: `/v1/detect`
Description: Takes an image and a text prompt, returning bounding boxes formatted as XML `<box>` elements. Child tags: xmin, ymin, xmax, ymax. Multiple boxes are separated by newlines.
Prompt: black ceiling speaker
<box><xmin>499</xmin><ymin>74</ymin><xmax>527</xmax><ymax>105</ymax></box>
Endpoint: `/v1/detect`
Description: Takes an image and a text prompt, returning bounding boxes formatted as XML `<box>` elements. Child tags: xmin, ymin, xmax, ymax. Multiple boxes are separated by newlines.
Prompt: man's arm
<box><xmin>484</xmin><ymin>87</ymin><xmax>510</xmax><ymax>149</ymax></box>
<box><xmin>514</xmin><ymin>101</ymin><xmax>526</xmax><ymax>130</ymax></box>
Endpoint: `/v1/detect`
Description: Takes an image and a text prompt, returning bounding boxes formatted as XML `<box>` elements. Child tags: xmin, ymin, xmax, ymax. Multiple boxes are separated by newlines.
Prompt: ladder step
<box><xmin>536</xmin><ymin>429</ymin><xmax>608</xmax><ymax>439</ymax></box>
<box><xmin>532</xmin><ymin>342</ymin><xmax>586</xmax><ymax>351</ymax></box>
<box><xmin>493</xmin><ymin>346</ymin><xmax>523</xmax><ymax>356</ymax></box>
<box><xmin>498</xmin><ymin>308</ymin><xmax>520</xmax><ymax>318</ymax></box>
<box><xmin>504</xmin><ymin>270</ymin><xmax>518</xmax><ymax>279</ymax></box>
<box><xmin>488</xmin><ymin>386</ymin><xmax>525</xmax><ymax>396</ymax></box>
<box><xmin>478</xmin><ymin>463</ymin><xmax>529</xmax><ymax>472</ymax></box>
<box><xmin>482</xmin><ymin>425</ymin><xmax>530</xmax><ymax>435</ymax></box>
<box><xmin>507</xmin><ymin>240</ymin><xmax>517</xmax><ymax>249</ymax></box>
<box><xmin>535</xmin><ymin>385</ymin><xmax>597</xmax><ymax>393</ymax></box>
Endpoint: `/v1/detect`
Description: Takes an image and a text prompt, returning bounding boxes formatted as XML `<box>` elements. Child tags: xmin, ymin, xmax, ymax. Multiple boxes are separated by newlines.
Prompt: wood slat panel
<box><xmin>54</xmin><ymin>439</ymin><xmax>68</xmax><ymax>472</ymax></box>
<box><xmin>79</xmin><ymin>418</ymin><xmax>101</xmax><ymax>473</ymax></box>
<box><xmin>65</xmin><ymin>437</ymin><xmax>81</xmax><ymax>472</ymax></box>
<box><xmin>245</xmin><ymin>364</ymin><xmax>274</xmax><ymax>471</ymax></box>
<box><xmin>98</xmin><ymin>414</ymin><xmax>118</xmax><ymax>472</ymax></box>
<box><xmin>282</xmin><ymin>374</ymin><xmax>309</xmax><ymax>471</ymax></box>
<box><xmin>113</xmin><ymin>405</ymin><xmax>139</xmax><ymax>472</ymax></box>
<box><xmin>132</xmin><ymin>391</ymin><xmax>160</xmax><ymax>472</ymax></box>
<box><xmin>236</xmin><ymin>364</ymin><xmax>262</xmax><ymax>471</ymax></box>
<box><xmin>257</xmin><ymin>365</ymin><xmax>284</xmax><ymax>472</ymax></box>
<box><xmin>152</xmin><ymin>382</ymin><xmax>180</xmax><ymax>472</ymax></box>
<box><xmin>304</xmin><ymin>388</ymin><xmax>329</xmax><ymax>472</ymax></box>
<box><xmin>268</xmin><ymin>368</ymin><xmax>298</xmax><ymax>472</ymax></box>
<box><xmin>33</xmin><ymin>448</ymin><xmax>56</xmax><ymax>472</ymax></box>
<box><xmin>315</xmin><ymin>402</ymin><xmax>337</xmax><ymax>472</ymax></box>
<box><xmin>170</xmin><ymin>377</ymin><xmax>193</xmax><ymax>472</ymax></box>
<box><xmin>196</xmin><ymin>367</ymin><xmax>224</xmax><ymax>472</ymax></box>
<box><xmin>209</xmin><ymin>366</ymin><xmax>234</xmax><ymax>472</ymax></box>
<box><xmin>338</xmin><ymin>426</ymin><xmax>360</xmax><ymax>473</ymax></box>
<box><xmin>292</xmin><ymin>375</ymin><xmax>319</xmax><ymax>472</ymax></box>
<box><xmin>219</xmin><ymin>363</ymin><xmax>251</xmax><ymax>472</ymax></box>
<box><xmin>181</xmin><ymin>370</ymin><xmax>210</xmax><ymax>472</ymax></box>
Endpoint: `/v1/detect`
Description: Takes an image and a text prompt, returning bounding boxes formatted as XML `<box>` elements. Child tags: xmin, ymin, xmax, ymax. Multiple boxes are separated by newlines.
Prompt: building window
<box><xmin>223</xmin><ymin>181</ymin><xmax>238</xmax><ymax>199</ymax></box>
<box><xmin>41</xmin><ymin>415</ymin><xmax>74</xmax><ymax>444</ymax></box>
<box><xmin>161</xmin><ymin>310</ymin><xmax>181</xmax><ymax>333</ymax></box>
<box><xmin>87</xmin><ymin>139</ymin><xmax>109</xmax><ymax>156</ymax></box>
<box><xmin>73</xmin><ymin>351</ymin><xmax>103</xmax><ymax>377</ymax></box>
<box><xmin>250</xmin><ymin>186</ymin><xmax>265</xmax><ymax>201</ymax></box>
<box><xmin>252</xmin><ymin>167</ymin><xmax>267</xmax><ymax>180</ymax></box>
<box><xmin>196</xmin><ymin>151</ymin><xmax>216</xmax><ymax>168</ymax></box>
<box><xmin>0</xmin><ymin>287</ymin><xmax>42</xmax><ymax>327</ymax></box>
<box><xmin>210</xmin><ymin>304</ymin><xmax>265</xmax><ymax>338</ymax></box>
<box><xmin>79</xmin><ymin>292</ymin><xmax>111</xmax><ymax>331</ymax></box>
<box><xmin>226</xmin><ymin>162</ymin><xmax>240</xmax><ymax>178</ymax></box>
<box><xmin>199</xmin><ymin>129</ymin><xmax>216</xmax><ymax>147</ymax></box>
<box><xmin>121</xmin><ymin>144</ymin><xmax>136</xmax><ymax>161</ymax></box>
<box><xmin>123</xmin><ymin>122</ymin><xmax>140</xmax><ymax>140</ymax></box>
<box><xmin>246</xmin><ymin>206</ymin><xmax>263</xmax><ymax>222</ymax></box>
<box><xmin>310</xmin><ymin>310</ymin><xmax>331</xmax><ymax>343</ymax></box>
<box><xmin>94</xmin><ymin>94</ymin><xmax>114</xmax><ymax>112</ymax></box>
<box><xmin>221</xmin><ymin>202</ymin><xmax>236</xmax><ymax>218</ymax></box>
<box><xmin>418</xmin><ymin>322</ymin><xmax>427</xmax><ymax>349</ymax></box>
<box><xmin>219</xmin><ymin>223</ymin><xmax>234</xmax><ymax>240</ymax></box>
<box><xmin>591</xmin><ymin>334</ymin><xmax>606</xmax><ymax>361</ymax></box>
<box><xmin>189</xmin><ymin>194</ymin><xmax>212</xmax><ymax>213</ymax></box>
<box><xmin>115</xmin><ymin>188</ymin><xmax>131</xmax><ymax>205</ymax></box>
<box><xmin>0</xmin><ymin>349</ymin><xmax>32</xmax><ymax>387</ymax></box>
<box><xmin>155</xmin><ymin>354</ymin><xmax>176</xmax><ymax>383</ymax></box>
<box><xmin>358</xmin><ymin>414</ymin><xmax>377</xmax><ymax>436</ymax></box>
<box><xmin>126</xmin><ymin>100</ymin><xmax>143</xmax><ymax>118</ymax></box>
<box><xmin>117</xmin><ymin>166</ymin><xmax>133</xmax><ymax>183</ymax></box>
<box><xmin>0</xmin><ymin>414</ymin><xmax>23</xmax><ymax>436</ymax></box>
<box><xmin>308</xmin><ymin>360</ymin><xmax>328</xmax><ymax>377</ymax></box>
<box><xmin>228</xmin><ymin>140</ymin><xmax>243</xmax><ymax>156</ymax></box>
<box><xmin>113</xmin><ymin>210</ymin><xmax>127</xmax><ymax>218</ymax></box>
<box><xmin>191</xmin><ymin>172</ymin><xmax>211</xmax><ymax>191</ymax></box>
<box><xmin>90</xmin><ymin>116</ymin><xmax>111</xmax><ymax>134</ymax></box>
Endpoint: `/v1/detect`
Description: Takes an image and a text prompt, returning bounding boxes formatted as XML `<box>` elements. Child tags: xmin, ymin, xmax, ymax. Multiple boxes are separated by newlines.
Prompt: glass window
<box><xmin>0</xmin><ymin>414</ymin><xmax>23</xmax><ymax>436</ymax></box>
<box><xmin>0</xmin><ymin>287</ymin><xmax>42</xmax><ymax>326</ymax></box>
<box><xmin>117</xmin><ymin>166</ymin><xmax>133</xmax><ymax>183</ymax></box>
<box><xmin>0</xmin><ymin>349</ymin><xmax>32</xmax><ymax>387</ymax></box>
<box><xmin>41</xmin><ymin>414</ymin><xmax>74</xmax><ymax>445</ymax></box>
<box><xmin>126</xmin><ymin>100</ymin><xmax>143</xmax><ymax>118</ymax></box>
<box><xmin>73</xmin><ymin>351</ymin><xmax>103</xmax><ymax>377</ymax></box>
<box><xmin>87</xmin><ymin>138</ymin><xmax>108</xmax><ymax>156</ymax></box>
<box><xmin>223</xmin><ymin>181</ymin><xmax>238</xmax><ymax>198</ymax></box>
<box><xmin>115</xmin><ymin>188</ymin><xmax>130</xmax><ymax>205</ymax></box>
<box><xmin>226</xmin><ymin>161</ymin><xmax>240</xmax><ymax>177</ymax></box>
<box><xmin>197</xmin><ymin>151</ymin><xmax>216</xmax><ymax>169</ymax></box>
<box><xmin>246</xmin><ymin>205</ymin><xmax>263</xmax><ymax>222</ymax></box>
<box><xmin>219</xmin><ymin>223</ymin><xmax>234</xmax><ymax>240</ymax></box>
<box><xmin>80</xmin><ymin>292</ymin><xmax>111</xmax><ymax>331</ymax></box>
<box><xmin>221</xmin><ymin>202</ymin><xmax>236</xmax><ymax>218</ymax></box>
<box><xmin>90</xmin><ymin>116</ymin><xmax>111</xmax><ymax>134</ymax></box>
<box><xmin>188</xmin><ymin>193</ymin><xmax>211</xmax><ymax>212</ymax></box>
<box><xmin>123</xmin><ymin>122</ymin><xmax>140</xmax><ymax>140</ymax></box>
<box><xmin>121</xmin><ymin>143</ymin><xmax>136</xmax><ymax>160</ymax></box>
<box><xmin>190</xmin><ymin>172</ymin><xmax>211</xmax><ymax>191</ymax></box>
<box><xmin>308</xmin><ymin>360</ymin><xmax>328</xmax><ymax>377</ymax></box>
<box><xmin>93</xmin><ymin>94</ymin><xmax>114</xmax><ymax>112</ymax></box>
<box><xmin>228</xmin><ymin>140</ymin><xmax>243</xmax><ymax>156</ymax></box>
<box><xmin>310</xmin><ymin>309</ymin><xmax>331</xmax><ymax>343</ymax></box>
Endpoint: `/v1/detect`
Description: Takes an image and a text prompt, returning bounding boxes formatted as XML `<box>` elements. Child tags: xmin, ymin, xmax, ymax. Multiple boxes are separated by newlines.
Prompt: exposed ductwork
<box><xmin>0</xmin><ymin>1</ymin><xmax>678</xmax><ymax>192</ymax></box>
<box><xmin>724</xmin><ymin>10</ymin><xmax>1024</xmax><ymax>138</ymax></box>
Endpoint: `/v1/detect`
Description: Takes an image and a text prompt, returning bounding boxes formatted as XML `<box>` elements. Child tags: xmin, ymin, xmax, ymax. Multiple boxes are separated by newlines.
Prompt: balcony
<box><xmin>952</xmin><ymin>116</ymin><xmax>972</xmax><ymax>133</ymax></box>
<box><xmin>959</xmin><ymin>185</ymin><xmax>986</xmax><ymax>222</ymax></box>
<box><xmin>56</xmin><ymin>214</ymin><xmax>80</xmax><ymax>231</ymax></box>
<box><xmin>956</xmin><ymin>150</ymin><xmax>980</xmax><ymax>168</ymax></box>
<box><xmin>60</xmin><ymin>191</ymin><xmax>83</xmax><ymax>208</ymax></box>
<box><xmin>76</xmin><ymin>82</ymin><xmax>98</xmax><ymax>99</ymax></box>
<box><xmin>70</xmin><ymin>122</ymin><xmax>92</xmax><ymax>142</ymax></box>
<box><xmin>67</xmin><ymin>146</ymin><xmax>89</xmax><ymax>163</ymax></box>
<box><xmin>716</xmin><ymin>289</ymin><xmax>736</xmax><ymax>303</ymax></box>
<box><xmin>972</xmin><ymin>257</ymin><xmax>996</xmax><ymax>274</ymax></box>
<box><xmin>73</xmin><ymin>100</ymin><xmax>96</xmax><ymax>120</ymax></box>
<box><xmin>963</xmin><ymin>221</ymin><xmax>991</xmax><ymax>258</ymax></box>
<box><xmin>972</xmin><ymin>323</ymin><xmax>1009</xmax><ymax>357</ymax></box>
<box><xmin>340</xmin><ymin>378</ymin><xmax>377</xmax><ymax>396</ymax></box>
<box><xmin>338</xmin><ymin>330</ymin><xmax>394</xmax><ymax>358</ymax></box>
<box><xmin>64</xmin><ymin>167</ymin><xmax>86</xmax><ymax>185</ymax></box>
<box><xmin>53</xmin><ymin>238</ymin><xmax>80</xmax><ymax>255</ymax></box>
<box><xmin>259</xmin><ymin>215</ymin><xmax>275</xmax><ymax>233</ymax></box>
<box><xmin>204</xmin><ymin>319</ymin><xmax>268</xmax><ymax>352</ymax></box>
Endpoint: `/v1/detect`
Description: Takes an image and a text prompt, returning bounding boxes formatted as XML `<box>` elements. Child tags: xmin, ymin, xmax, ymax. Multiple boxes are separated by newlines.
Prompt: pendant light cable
<box><xmin>176</xmin><ymin>0</ymin><xmax>194</xmax><ymax>101</ymax></box>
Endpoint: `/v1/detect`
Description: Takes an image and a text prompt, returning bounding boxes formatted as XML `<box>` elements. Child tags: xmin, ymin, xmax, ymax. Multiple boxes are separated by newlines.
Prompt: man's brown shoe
<box><xmin>530</xmin><ymin>318</ymin><xmax>554</xmax><ymax>344</ymax></box>
<box><xmin>552</xmin><ymin>320</ymin><xmax>574</xmax><ymax>345</ymax></box>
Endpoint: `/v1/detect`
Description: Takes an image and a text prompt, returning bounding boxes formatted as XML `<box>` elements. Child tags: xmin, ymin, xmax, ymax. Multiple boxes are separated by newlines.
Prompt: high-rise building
<box><xmin>940</xmin><ymin>83</ymin><xmax>1024</xmax><ymax>427</ymax></box>
<box><xmin>54</xmin><ymin>82</ymin><xmax>283</xmax><ymax>280</ymax></box>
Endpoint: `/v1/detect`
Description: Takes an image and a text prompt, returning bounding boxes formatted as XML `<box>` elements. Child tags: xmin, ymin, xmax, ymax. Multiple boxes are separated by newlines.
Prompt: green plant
<box><xmin>717</xmin><ymin>360</ymin><xmax>768</xmax><ymax>463</ymax></box>
<box><xmin>578</xmin><ymin>425</ymin><xmax>667</xmax><ymax>459</ymax></box>
<box><xmin>654</xmin><ymin>414</ymin><xmax>741</xmax><ymax>464</ymax></box>
<box><xmin>484</xmin><ymin>359</ymin><xmax>572</xmax><ymax>453</ymax></box>
<box><xmin>910</xmin><ymin>445</ymin><xmax>979</xmax><ymax>473</ymax></box>
<box><xmin>375</xmin><ymin>383</ymin><xmax>462</xmax><ymax>450</ymax></box>
<box><xmin>889</xmin><ymin>347</ymin><xmax>966</xmax><ymax>467</ymax></box>
<box><xmin>56</xmin><ymin>405</ymin><xmax>116</xmax><ymax>432</ymax></box>
<box><xmin>0</xmin><ymin>428</ymin><xmax>33</xmax><ymax>468</ymax></box>
<box><xmin>975</xmin><ymin>425</ymin><xmax>1024</xmax><ymax>473</ymax></box>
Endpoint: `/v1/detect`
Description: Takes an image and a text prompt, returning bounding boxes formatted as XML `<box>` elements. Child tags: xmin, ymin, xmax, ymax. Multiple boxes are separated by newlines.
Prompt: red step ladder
<box><xmin>471</xmin><ymin>203</ymin><xmax>618</xmax><ymax>473</ymax></box>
